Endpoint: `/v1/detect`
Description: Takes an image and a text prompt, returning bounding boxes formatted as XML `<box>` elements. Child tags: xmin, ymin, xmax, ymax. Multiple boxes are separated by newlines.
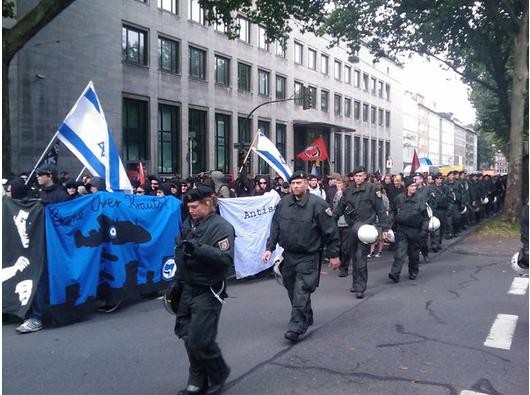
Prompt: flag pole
<box><xmin>25</xmin><ymin>131</ymin><xmax>59</xmax><ymax>185</ymax></box>
<box><xmin>75</xmin><ymin>166</ymin><xmax>87</xmax><ymax>182</ymax></box>
<box><xmin>238</xmin><ymin>130</ymin><xmax>260</xmax><ymax>173</ymax></box>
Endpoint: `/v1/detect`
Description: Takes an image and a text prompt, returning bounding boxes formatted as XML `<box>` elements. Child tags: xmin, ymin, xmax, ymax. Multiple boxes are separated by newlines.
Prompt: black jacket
<box><xmin>267</xmin><ymin>192</ymin><xmax>339</xmax><ymax>257</ymax></box>
<box><xmin>391</xmin><ymin>192</ymin><xmax>429</xmax><ymax>237</ymax></box>
<box><xmin>39</xmin><ymin>183</ymin><xmax>69</xmax><ymax>204</ymax></box>
<box><xmin>176</xmin><ymin>212</ymin><xmax>235</xmax><ymax>287</ymax></box>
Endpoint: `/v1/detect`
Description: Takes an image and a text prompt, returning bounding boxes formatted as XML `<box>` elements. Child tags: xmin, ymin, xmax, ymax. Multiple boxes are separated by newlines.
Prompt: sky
<box><xmin>401</xmin><ymin>54</ymin><xmax>477</xmax><ymax>126</ymax></box>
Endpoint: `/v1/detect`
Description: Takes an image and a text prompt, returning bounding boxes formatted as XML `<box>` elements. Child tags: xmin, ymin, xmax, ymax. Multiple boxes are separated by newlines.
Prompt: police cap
<box><xmin>36</xmin><ymin>163</ymin><xmax>58</xmax><ymax>177</ymax></box>
<box><xmin>352</xmin><ymin>166</ymin><xmax>367</xmax><ymax>175</ymax></box>
<box><xmin>183</xmin><ymin>183</ymin><xmax>214</xmax><ymax>203</ymax></box>
<box><xmin>434</xmin><ymin>173</ymin><xmax>444</xmax><ymax>179</ymax></box>
<box><xmin>289</xmin><ymin>171</ymin><xmax>308</xmax><ymax>182</ymax></box>
<box><xmin>404</xmin><ymin>177</ymin><xmax>415</xmax><ymax>188</ymax></box>
<box><xmin>413</xmin><ymin>172</ymin><xmax>424</xmax><ymax>178</ymax></box>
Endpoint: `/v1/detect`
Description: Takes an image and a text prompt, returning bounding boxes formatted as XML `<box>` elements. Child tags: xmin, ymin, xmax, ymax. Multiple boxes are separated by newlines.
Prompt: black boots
<box><xmin>204</xmin><ymin>357</ymin><xmax>231</xmax><ymax>395</ymax></box>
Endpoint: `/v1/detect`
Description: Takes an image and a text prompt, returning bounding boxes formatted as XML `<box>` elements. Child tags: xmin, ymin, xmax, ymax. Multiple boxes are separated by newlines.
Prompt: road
<box><xmin>3</xmin><ymin>230</ymin><xmax>528</xmax><ymax>395</ymax></box>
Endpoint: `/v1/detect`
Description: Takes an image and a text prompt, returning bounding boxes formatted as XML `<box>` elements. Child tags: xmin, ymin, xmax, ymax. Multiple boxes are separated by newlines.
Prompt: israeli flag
<box><xmin>251</xmin><ymin>132</ymin><xmax>292</xmax><ymax>181</ymax></box>
<box><xmin>57</xmin><ymin>81</ymin><xmax>132</xmax><ymax>192</ymax></box>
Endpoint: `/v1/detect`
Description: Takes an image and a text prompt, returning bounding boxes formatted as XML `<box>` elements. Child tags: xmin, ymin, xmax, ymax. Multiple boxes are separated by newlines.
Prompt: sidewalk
<box><xmin>448</xmin><ymin>227</ymin><xmax>520</xmax><ymax>257</ymax></box>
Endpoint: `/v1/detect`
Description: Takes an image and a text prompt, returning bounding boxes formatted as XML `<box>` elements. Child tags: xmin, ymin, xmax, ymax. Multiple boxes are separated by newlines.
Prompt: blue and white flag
<box><xmin>57</xmin><ymin>81</ymin><xmax>132</xmax><ymax>192</ymax></box>
<box><xmin>251</xmin><ymin>132</ymin><xmax>292</xmax><ymax>181</ymax></box>
<box><xmin>218</xmin><ymin>191</ymin><xmax>283</xmax><ymax>279</ymax></box>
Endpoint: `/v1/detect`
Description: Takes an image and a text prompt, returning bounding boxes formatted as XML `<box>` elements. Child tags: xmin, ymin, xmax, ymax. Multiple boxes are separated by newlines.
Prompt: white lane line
<box><xmin>461</xmin><ymin>391</ymin><xmax>489</xmax><ymax>395</ymax></box>
<box><xmin>508</xmin><ymin>277</ymin><xmax>529</xmax><ymax>295</ymax></box>
<box><xmin>484</xmin><ymin>314</ymin><xmax>518</xmax><ymax>350</ymax></box>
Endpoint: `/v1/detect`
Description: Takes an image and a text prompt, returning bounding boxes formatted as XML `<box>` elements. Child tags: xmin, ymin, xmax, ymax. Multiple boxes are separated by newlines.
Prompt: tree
<box><xmin>199</xmin><ymin>0</ymin><xmax>528</xmax><ymax>222</ymax></box>
<box><xmin>2</xmin><ymin>0</ymin><xmax>76</xmax><ymax>176</ymax></box>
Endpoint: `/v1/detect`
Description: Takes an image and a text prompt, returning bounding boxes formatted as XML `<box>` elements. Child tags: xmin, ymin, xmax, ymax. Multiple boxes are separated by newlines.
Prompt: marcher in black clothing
<box><xmin>174</xmin><ymin>185</ymin><xmax>235</xmax><ymax>395</ymax></box>
<box><xmin>262</xmin><ymin>171</ymin><xmax>340</xmax><ymax>343</ymax></box>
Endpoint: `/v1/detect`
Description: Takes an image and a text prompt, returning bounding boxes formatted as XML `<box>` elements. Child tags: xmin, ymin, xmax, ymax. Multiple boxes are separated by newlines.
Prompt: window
<box><xmin>238</xmin><ymin>16</ymin><xmax>250</xmax><ymax>43</ymax></box>
<box><xmin>308</xmin><ymin>86</ymin><xmax>317</xmax><ymax>109</ymax></box>
<box><xmin>354</xmin><ymin>136</ymin><xmax>361</xmax><ymax>168</ymax></box>
<box><xmin>345</xmin><ymin>65</ymin><xmax>351</xmax><ymax>84</ymax></box>
<box><xmin>158</xmin><ymin>104</ymin><xmax>179</xmax><ymax>174</ymax></box>
<box><xmin>378</xmin><ymin>81</ymin><xmax>384</xmax><ymax>98</ymax></box>
<box><xmin>257</xmin><ymin>120</ymin><xmax>270</xmax><ymax>173</ymax></box>
<box><xmin>378</xmin><ymin>108</ymin><xmax>384</xmax><ymax>126</ymax></box>
<box><xmin>344</xmin><ymin>135</ymin><xmax>352</xmax><ymax>174</ymax></box>
<box><xmin>275</xmin><ymin>38</ymin><xmax>286</xmax><ymax>57</ymax></box>
<box><xmin>353</xmin><ymin>100</ymin><xmax>361</xmax><ymax>120</ymax></box>
<box><xmin>354</xmin><ymin>69</ymin><xmax>361</xmax><ymax>88</ymax></box>
<box><xmin>371</xmin><ymin>139</ymin><xmax>376</xmax><ymax>171</ymax></box>
<box><xmin>321</xmin><ymin>54</ymin><xmax>328</xmax><ymax>75</ymax></box>
<box><xmin>238</xmin><ymin>62</ymin><xmax>251</xmax><ymax>91</ymax></box>
<box><xmin>334</xmin><ymin>60</ymin><xmax>342</xmax><ymax>81</ymax></box>
<box><xmin>189</xmin><ymin>0</ymin><xmax>205</xmax><ymax>24</ymax></box>
<box><xmin>385</xmin><ymin>110</ymin><xmax>391</xmax><ymax>127</ymax></box>
<box><xmin>294</xmin><ymin>42</ymin><xmax>303</xmax><ymax>65</ymax></box>
<box><xmin>334</xmin><ymin>134</ymin><xmax>342</xmax><ymax>173</ymax></box>
<box><xmin>275</xmin><ymin>75</ymin><xmax>286</xmax><ymax>99</ymax></box>
<box><xmin>189</xmin><ymin>108</ymin><xmax>207</xmax><ymax>174</ymax></box>
<box><xmin>370</xmin><ymin>105</ymin><xmax>376</xmax><ymax>124</ymax></box>
<box><xmin>385</xmin><ymin>141</ymin><xmax>391</xmax><ymax>166</ymax></box>
<box><xmin>371</xmin><ymin>77</ymin><xmax>377</xmax><ymax>95</ymax></box>
<box><xmin>362</xmin><ymin>103</ymin><xmax>369</xmax><ymax>122</ymax></box>
<box><xmin>238</xmin><ymin>116</ymin><xmax>252</xmax><ymax>173</ymax></box>
<box><xmin>158</xmin><ymin>36</ymin><xmax>179</xmax><ymax>73</ymax></box>
<box><xmin>258</xmin><ymin>26</ymin><xmax>269</xmax><ymax>51</ymax></box>
<box><xmin>189</xmin><ymin>46</ymin><xmax>206</xmax><ymax>80</ymax></box>
<box><xmin>215</xmin><ymin>113</ymin><xmax>230</xmax><ymax>174</ymax></box>
<box><xmin>378</xmin><ymin>140</ymin><xmax>384</xmax><ymax>172</ymax></box>
<box><xmin>215</xmin><ymin>55</ymin><xmax>230</xmax><ymax>86</ymax></box>
<box><xmin>123</xmin><ymin>98</ymin><xmax>148</xmax><ymax>161</ymax></box>
<box><xmin>334</xmin><ymin>94</ymin><xmax>342</xmax><ymax>116</ymax></box>
<box><xmin>158</xmin><ymin>0</ymin><xmax>177</xmax><ymax>14</ymax></box>
<box><xmin>258</xmin><ymin>69</ymin><xmax>270</xmax><ymax>96</ymax></box>
<box><xmin>122</xmin><ymin>25</ymin><xmax>147</xmax><ymax>65</ymax></box>
<box><xmin>321</xmin><ymin>90</ymin><xmax>329</xmax><ymax>112</ymax></box>
<box><xmin>385</xmin><ymin>83</ymin><xmax>391</xmax><ymax>100</ymax></box>
<box><xmin>363</xmin><ymin>137</ymin><xmax>369</xmax><ymax>168</ymax></box>
<box><xmin>308</xmin><ymin>48</ymin><xmax>316</xmax><ymax>70</ymax></box>
<box><xmin>294</xmin><ymin>81</ymin><xmax>303</xmax><ymax>105</ymax></box>
<box><xmin>276</xmin><ymin>123</ymin><xmax>287</xmax><ymax>158</ymax></box>
<box><xmin>344</xmin><ymin>98</ymin><xmax>352</xmax><ymax>118</ymax></box>
<box><xmin>362</xmin><ymin>73</ymin><xmax>369</xmax><ymax>91</ymax></box>
<box><xmin>215</xmin><ymin>10</ymin><xmax>227</xmax><ymax>32</ymax></box>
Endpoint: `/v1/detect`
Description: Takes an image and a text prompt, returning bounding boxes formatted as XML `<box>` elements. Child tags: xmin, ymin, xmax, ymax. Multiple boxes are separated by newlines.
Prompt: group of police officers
<box><xmin>171</xmin><ymin>166</ymin><xmax>506</xmax><ymax>395</ymax></box>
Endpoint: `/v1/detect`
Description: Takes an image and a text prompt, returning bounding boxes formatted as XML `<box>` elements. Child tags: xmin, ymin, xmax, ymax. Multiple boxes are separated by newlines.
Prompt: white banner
<box><xmin>218</xmin><ymin>191</ymin><xmax>283</xmax><ymax>279</ymax></box>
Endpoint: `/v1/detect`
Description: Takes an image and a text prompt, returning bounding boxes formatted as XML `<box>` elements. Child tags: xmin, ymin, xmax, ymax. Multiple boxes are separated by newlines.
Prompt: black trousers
<box><xmin>281</xmin><ymin>251</ymin><xmax>320</xmax><ymax>335</ymax></box>
<box><xmin>390</xmin><ymin>230</ymin><xmax>420</xmax><ymax>278</ymax></box>
<box><xmin>431</xmin><ymin>209</ymin><xmax>447</xmax><ymax>250</ymax></box>
<box><xmin>338</xmin><ymin>227</ymin><xmax>352</xmax><ymax>272</ymax></box>
<box><xmin>349</xmin><ymin>231</ymin><xmax>370</xmax><ymax>292</ymax></box>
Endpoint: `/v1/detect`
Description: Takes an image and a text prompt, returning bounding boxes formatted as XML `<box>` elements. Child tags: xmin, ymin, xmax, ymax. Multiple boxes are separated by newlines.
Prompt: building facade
<box><xmin>9</xmin><ymin>0</ymin><xmax>404</xmax><ymax>178</ymax></box>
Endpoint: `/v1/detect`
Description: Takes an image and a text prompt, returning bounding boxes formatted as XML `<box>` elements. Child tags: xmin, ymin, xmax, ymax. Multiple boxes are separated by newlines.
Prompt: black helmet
<box><xmin>163</xmin><ymin>281</ymin><xmax>183</xmax><ymax>315</ymax></box>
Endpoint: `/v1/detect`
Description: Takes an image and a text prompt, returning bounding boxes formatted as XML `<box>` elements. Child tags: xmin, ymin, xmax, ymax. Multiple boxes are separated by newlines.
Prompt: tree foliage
<box><xmin>2</xmin><ymin>0</ymin><xmax>15</xmax><ymax>18</ymax></box>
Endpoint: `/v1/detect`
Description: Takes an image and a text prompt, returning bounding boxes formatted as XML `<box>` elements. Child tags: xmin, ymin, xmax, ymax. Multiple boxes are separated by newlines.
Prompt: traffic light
<box><xmin>302</xmin><ymin>86</ymin><xmax>312</xmax><ymax>110</ymax></box>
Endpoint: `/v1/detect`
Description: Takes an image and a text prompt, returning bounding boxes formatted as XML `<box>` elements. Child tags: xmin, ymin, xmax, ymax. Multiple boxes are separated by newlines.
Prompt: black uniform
<box><xmin>174</xmin><ymin>211</ymin><xmax>235</xmax><ymax>394</ymax></box>
<box><xmin>445</xmin><ymin>179</ymin><xmax>461</xmax><ymax>238</ymax></box>
<box><xmin>333</xmin><ymin>181</ymin><xmax>386</xmax><ymax>294</ymax></box>
<box><xmin>266</xmin><ymin>192</ymin><xmax>339</xmax><ymax>336</ymax></box>
<box><xmin>430</xmin><ymin>183</ymin><xmax>448</xmax><ymax>251</ymax></box>
<box><xmin>389</xmin><ymin>191</ymin><xmax>429</xmax><ymax>280</ymax></box>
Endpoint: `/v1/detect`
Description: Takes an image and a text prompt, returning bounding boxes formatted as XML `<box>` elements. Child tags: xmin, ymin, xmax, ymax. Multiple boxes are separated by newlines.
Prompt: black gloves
<box><xmin>182</xmin><ymin>240</ymin><xmax>200</xmax><ymax>258</ymax></box>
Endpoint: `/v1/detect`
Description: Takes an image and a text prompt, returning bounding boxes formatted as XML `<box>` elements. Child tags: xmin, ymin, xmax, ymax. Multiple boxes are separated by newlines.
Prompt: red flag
<box><xmin>297</xmin><ymin>136</ymin><xmax>329</xmax><ymax>162</ymax></box>
<box><xmin>410</xmin><ymin>149</ymin><xmax>420</xmax><ymax>174</ymax></box>
<box><xmin>138</xmin><ymin>162</ymin><xmax>146</xmax><ymax>185</ymax></box>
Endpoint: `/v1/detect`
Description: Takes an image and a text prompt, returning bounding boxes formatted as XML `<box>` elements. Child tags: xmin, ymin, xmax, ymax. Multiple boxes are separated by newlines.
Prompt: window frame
<box><xmin>321</xmin><ymin>54</ymin><xmax>329</xmax><ymax>75</ymax></box>
<box><xmin>122</xmin><ymin>24</ymin><xmax>148</xmax><ymax>66</ymax></box>
<box><xmin>294</xmin><ymin>41</ymin><xmax>303</xmax><ymax>65</ymax></box>
<box><xmin>158</xmin><ymin>103</ymin><xmax>180</xmax><ymax>174</ymax></box>
<box><xmin>158</xmin><ymin>0</ymin><xmax>178</xmax><ymax>14</ymax></box>
<box><xmin>344</xmin><ymin>97</ymin><xmax>352</xmax><ymax>118</ymax></box>
<box><xmin>158</xmin><ymin>35</ymin><xmax>179</xmax><ymax>74</ymax></box>
<box><xmin>237</xmin><ymin>15</ymin><xmax>251</xmax><ymax>43</ymax></box>
<box><xmin>334</xmin><ymin>59</ymin><xmax>342</xmax><ymax>81</ymax></box>
<box><xmin>189</xmin><ymin>45</ymin><xmax>207</xmax><ymax>80</ymax></box>
<box><xmin>189</xmin><ymin>0</ymin><xmax>205</xmax><ymax>24</ymax></box>
<box><xmin>321</xmin><ymin>90</ymin><xmax>329</xmax><ymax>112</ymax></box>
<box><xmin>308</xmin><ymin>48</ymin><xmax>317</xmax><ymax>70</ymax></box>
<box><xmin>275</xmin><ymin>74</ymin><xmax>286</xmax><ymax>99</ymax></box>
<box><xmin>334</xmin><ymin>94</ymin><xmax>342</xmax><ymax>116</ymax></box>
<box><xmin>257</xmin><ymin>25</ymin><xmax>269</xmax><ymax>51</ymax></box>
<box><xmin>258</xmin><ymin>69</ymin><xmax>270</xmax><ymax>96</ymax></box>
<box><xmin>344</xmin><ymin>65</ymin><xmax>351</xmax><ymax>84</ymax></box>
<box><xmin>214</xmin><ymin>54</ymin><xmax>230</xmax><ymax>86</ymax></box>
<box><xmin>237</xmin><ymin>62</ymin><xmax>251</xmax><ymax>92</ymax></box>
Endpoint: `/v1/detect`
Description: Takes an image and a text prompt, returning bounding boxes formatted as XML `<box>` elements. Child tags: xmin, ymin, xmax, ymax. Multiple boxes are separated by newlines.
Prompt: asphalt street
<box><xmin>3</xmin><ymin>229</ymin><xmax>528</xmax><ymax>395</ymax></box>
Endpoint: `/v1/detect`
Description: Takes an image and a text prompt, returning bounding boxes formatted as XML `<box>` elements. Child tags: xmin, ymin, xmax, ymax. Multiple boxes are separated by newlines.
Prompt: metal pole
<box><xmin>25</xmin><ymin>131</ymin><xmax>59</xmax><ymax>185</ymax></box>
<box><xmin>188</xmin><ymin>136</ymin><xmax>193</xmax><ymax>177</ymax></box>
<box><xmin>75</xmin><ymin>166</ymin><xmax>87</xmax><ymax>182</ymax></box>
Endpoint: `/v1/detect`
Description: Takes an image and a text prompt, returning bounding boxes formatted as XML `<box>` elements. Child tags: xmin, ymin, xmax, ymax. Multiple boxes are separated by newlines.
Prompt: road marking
<box><xmin>484</xmin><ymin>314</ymin><xmax>518</xmax><ymax>350</ymax></box>
<box><xmin>508</xmin><ymin>277</ymin><xmax>529</xmax><ymax>295</ymax></box>
<box><xmin>461</xmin><ymin>391</ymin><xmax>489</xmax><ymax>395</ymax></box>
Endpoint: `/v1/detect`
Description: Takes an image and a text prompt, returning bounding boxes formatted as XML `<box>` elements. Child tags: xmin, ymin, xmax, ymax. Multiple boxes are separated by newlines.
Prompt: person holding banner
<box><xmin>261</xmin><ymin>171</ymin><xmax>340</xmax><ymax>343</ymax></box>
<box><xmin>173</xmin><ymin>185</ymin><xmax>235</xmax><ymax>395</ymax></box>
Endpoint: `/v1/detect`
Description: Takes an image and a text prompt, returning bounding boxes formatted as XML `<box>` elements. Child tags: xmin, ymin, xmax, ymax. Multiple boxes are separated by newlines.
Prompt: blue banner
<box><xmin>45</xmin><ymin>192</ymin><xmax>181</xmax><ymax>323</ymax></box>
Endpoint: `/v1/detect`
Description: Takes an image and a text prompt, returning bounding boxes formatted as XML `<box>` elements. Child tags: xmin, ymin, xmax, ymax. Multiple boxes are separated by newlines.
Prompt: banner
<box><xmin>297</xmin><ymin>135</ymin><xmax>329</xmax><ymax>161</ymax></box>
<box><xmin>251</xmin><ymin>132</ymin><xmax>292</xmax><ymax>181</ymax></box>
<box><xmin>57</xmin><ymin>81</ymin><xmax>132</xmax><ymax>192</ymax></box>
<box><xmin>218</xmin><ymin>191</ymin><xmax>283</xmax><ymax>278</ymax></box>
<box><xmin>45</xmin><ymin>192</ymin><xmax>181</xmax><ymax>323</ymax></box>
<box><xmin>2</xmin><ymin>199</ymin><xmax>45</xmax><ymax>318</ymax></box>
<box><xmin>410</xmin><ymin>149</ymin><xmax>421</xmax><ymax>174</ymax></box>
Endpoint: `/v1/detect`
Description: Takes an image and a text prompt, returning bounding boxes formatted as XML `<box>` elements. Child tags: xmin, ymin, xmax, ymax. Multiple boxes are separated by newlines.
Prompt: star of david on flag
<box><xmin>57</xmin><ymin>81</ymin><xmax>132</xmax><ymax>192</ymax></box>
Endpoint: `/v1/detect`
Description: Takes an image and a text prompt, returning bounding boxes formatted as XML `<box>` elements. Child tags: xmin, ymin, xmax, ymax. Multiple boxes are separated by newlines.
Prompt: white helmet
<box><xmin>273</xmin><ymin>254</ymin><xmax>284</xmax><ymax>286</ymax></box>
<box><xmin>511</xmin><ymin>251</ymin><xmax>528</xmax><ymax>275</ymax></box>
<box><xmin>385</xmin><ymin>229</ymin><xmax>395</xmax><ymax>243</ymax></box>
<box><xmin>482</xmin><ymin>197</ymin><xmax>489</xmax><ymax>205</ymax></box>
<box><xmin>426</xmin><ymin>204</ymin><xmax>433</xmax><ymax>218</ymax></box>
<box><xmin>460</xmin><ymin>206</ymin><xmax>467</xmax><ymax>215</ymax></box>
<box><xmin>428</xmin><ymin>216</ymin><xmax>441</xmax><ymax>232</ymax></box>
<box><xmin>493</xmin><ymin>196</ymin><xmax>498</xmax><ymax>204</ymax></box>
<box><xmin>357</xmin><ymin>224</ymin><xmax>379</xmax><ymax>244</ymax></box>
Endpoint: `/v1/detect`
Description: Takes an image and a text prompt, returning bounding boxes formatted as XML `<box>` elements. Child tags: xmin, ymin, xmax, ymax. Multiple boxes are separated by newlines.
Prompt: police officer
<box><xmin>444</xmin><ymin>171</ymin><xmax>462</xmax><ymax>238</ymax></box>
<box><xmin>388</xmin><ymin>177</ymin><xmax>430</xmax><ymax>282</ymax></box>
<box><xmin>429</xmin><ymin>173</ymin><xmax>448</xmax><ymax>252</ymax></box>
<box><xmin>413</xmin><ymin>172</ymin><xmax>433</xmax><ymax>263</ymax></box>
<box><xmin>174</xmin><ymin>184</ymin><xmax>235</xmax><ymax>395</ymax></box>
<box><xmin>261</xmin><ymin>171</ymin><xmax>340</xmax><ymax>343</ymax></box>
<box><xmin>333</xmin><ymin>166</ymin><xmax>387</xmax><ymax>299</ymax></box>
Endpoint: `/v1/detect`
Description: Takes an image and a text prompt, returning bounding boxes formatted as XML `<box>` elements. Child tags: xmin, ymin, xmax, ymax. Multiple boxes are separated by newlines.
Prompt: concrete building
<box><xmin>8</xmin><ymin>0</ymin><xmax>404</xmax><ymax>179</ymax></box>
